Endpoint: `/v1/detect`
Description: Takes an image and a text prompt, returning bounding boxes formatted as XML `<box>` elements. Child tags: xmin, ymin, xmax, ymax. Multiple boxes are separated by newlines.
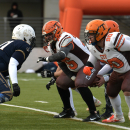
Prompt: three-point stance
<box><xmin>0</xmin><ymin>24</ymin><xmax>36</xmax><ymax>103</ymax></box>
<box><xmin>37</xmin><ymin>20</ymin><xmax>101</xmax><ymax>122</ymax></box>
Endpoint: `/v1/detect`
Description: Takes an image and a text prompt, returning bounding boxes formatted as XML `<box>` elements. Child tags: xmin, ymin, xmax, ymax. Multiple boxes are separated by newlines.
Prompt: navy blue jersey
<box><xmin>0</xmin><ymin>40</ymin><xmax>32</xmax><ymax>76</ymax></box>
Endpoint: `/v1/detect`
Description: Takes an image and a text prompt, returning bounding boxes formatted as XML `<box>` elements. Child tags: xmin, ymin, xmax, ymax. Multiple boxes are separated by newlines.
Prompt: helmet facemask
<box><xmin>42</xmin><ymin>32</ymin><xmax>55</xmax><ymax>46</ymax></box>
<box><xmin>85</xmin><ymin>19</ymin><xmax>108</xmax><ymax>46</ymax></box>
<box><xmin>24</xmin><ymin>36</ymin><xmax>36</xmax><ymax>49</ymax></box>
<box><xmin>42</xmin><ymin>20</ymin><xmax>63</xmax><ymax>47</ymax></box>
<box><xmin>42</xmin><ymin>28</ymin><xmax>58</xmax><ymax>46</ymax></box>
<box><xmin>29</xmin><ymin>37</ymin><xmax>36</xmax><ymax>49</ymax></box>
<box><xmin>84</xmin><ymin>30</ymin><xmax>97</xmax><ymax>45</ymax></box>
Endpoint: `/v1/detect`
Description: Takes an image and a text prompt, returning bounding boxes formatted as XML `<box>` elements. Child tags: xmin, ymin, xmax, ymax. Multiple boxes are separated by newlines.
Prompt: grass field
<box><xmin>0</xmin><ymin>73</ymin><xmax>130</xmax><ymax>130</ymax></box>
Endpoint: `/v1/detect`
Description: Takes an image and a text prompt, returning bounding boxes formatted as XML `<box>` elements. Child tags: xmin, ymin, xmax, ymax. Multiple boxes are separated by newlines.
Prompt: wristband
<box><xmin>71</xmin><ymin>76</ymin><xmax>76</xmax><ymax>81</ymax></box>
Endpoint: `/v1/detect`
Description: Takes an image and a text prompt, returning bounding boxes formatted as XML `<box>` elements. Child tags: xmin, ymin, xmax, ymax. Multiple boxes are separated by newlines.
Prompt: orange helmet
<box><xmin>105</xmin><ymin>20</ymin><xmax>119</xmax><ymax>33</ymax></box>
<box><xmin>42</xmin><ymin>20</ymin><xmax>63</xmax><ymax>46</ymax></box>
<box><xmin>84</xmin><ymin>19</ymin><xmax>108</xmax><ymax>45</ymax></box>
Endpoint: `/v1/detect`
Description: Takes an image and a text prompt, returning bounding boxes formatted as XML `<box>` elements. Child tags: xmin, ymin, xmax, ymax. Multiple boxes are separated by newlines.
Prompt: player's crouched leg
<box><xmin>54</xmin><ymin>72</ymin><xmax>75</xmax><ymax>118</ymax></box>
<box><xmin>0</xmin><ymin>91</ymin><xmax>13</xmax><ymax>103</ymax></box>
<box><xmin>0</xmin><ymin>75</ymin><xmax>13</xmax><ymax>103</ymax></box>
<box><xmin>75</xmin><ymin>67</ymin><xmax>101</xmax><ymax>122</ymax></box>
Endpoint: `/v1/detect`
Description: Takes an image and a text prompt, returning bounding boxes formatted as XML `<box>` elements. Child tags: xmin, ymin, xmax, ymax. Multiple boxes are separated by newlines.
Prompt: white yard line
<box><xmin>18</xmin><ymin>78</ymin><xmax>48</xmax><ymax>81</ymax></box>
<box><xmin>1</xmin><ymin>103</ymin><xmax>130</xmax><ymax>130</ymax></box>
<box><xmin>35</xmin><ymin>101</ymin><xmax>48</xmax><ymax>103</ymax></box>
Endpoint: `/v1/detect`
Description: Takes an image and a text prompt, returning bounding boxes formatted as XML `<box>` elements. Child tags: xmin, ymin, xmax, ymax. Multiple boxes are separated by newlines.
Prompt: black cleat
<box><xmin>54</xmin><ymin>108</ymin><xmax>75</xmax><ymax>118</ymax></box>
<box><xmin>101</xmin><ymin>112</ymin><xmax>112</xmax><ymax>119</ymax></box>
<box><xmin>101</xmin><ymin>106</ymin><xmax>113</xmax><ymax>119</ymax></box>
<box><xmin>83</xmin><ymin>111</ymin><xmax>101</xmax><ymax>122</ymax></box>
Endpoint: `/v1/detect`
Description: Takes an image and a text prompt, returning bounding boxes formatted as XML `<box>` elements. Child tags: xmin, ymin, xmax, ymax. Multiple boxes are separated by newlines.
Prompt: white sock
<box><xmin>125</xmin><ymin>96</ymin><xmax>130</xmax><ymax>112</ymax></box>
<box><xmin>69</xmin><ymin>88</ymin><xmax>75</xmax><ymax>111</ymax></box>
<box><xmin>93</xmin><ymin>96</ymin><xmax>97</xmax><ymax>103</ymax></box>
<box><xmin>109</xmin><ymin>94</ymin><xmax>123</xmax><ymax>116</ymax></box>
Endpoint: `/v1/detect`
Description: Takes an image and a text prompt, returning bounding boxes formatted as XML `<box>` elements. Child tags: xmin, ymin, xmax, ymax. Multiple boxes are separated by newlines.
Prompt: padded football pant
<box><xmin>107</xmin><ymin>70</ymin><xmax>130</xmax><ymax>97</ymax></box>
<box><xmin>56</xmin><ymin>61</ymin><xmax>101</xmax><ymax>90</ymax></box>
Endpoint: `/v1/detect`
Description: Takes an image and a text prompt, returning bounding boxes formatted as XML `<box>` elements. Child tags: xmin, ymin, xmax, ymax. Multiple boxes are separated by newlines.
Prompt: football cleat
<box><xmin>128</xmin><ymin>111</ymin><xmax>130</xmax><ymax>120</ymax></box>
<box><xmin>53</xmin><ymin>108</ymin><xmax>75</xmax><ymax>118</ymax></box>
<box><xmin>95</xmin><ymin>99</ymin><xmax>102</xmax><ymax>107</ymax></box>
<box><xmin>101</xmin><ymin>105</ymin><xmax>113</xmax><ymax>119</ymax></box>
<box><xmin>83</xmin><ymin>111</ymin><xmax>101</xmax><ymax>122</ymax></box>
<box><xmin>102</xmin><ymin>113</ymin><xmax>125</xmax><ymax>123</ymax></box>
<box><xmin>101</xmin><ymin>112</ymin><xmax>112</xmax><ymax>119</ymax></box>
<box><xmin>86</xmin><ymin>99</ymin><xmax>102</xmax><ymax>111</ymax></box>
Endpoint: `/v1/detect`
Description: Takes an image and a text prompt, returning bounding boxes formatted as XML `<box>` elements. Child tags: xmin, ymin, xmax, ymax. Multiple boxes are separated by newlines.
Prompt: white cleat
<box><xmin>95</xmin><ymin>99</ymin><xmax>102</xmax><ymax>107</ymax></box>
<box><xmin>86</xmin><ymin>99</ymin><xmax>102</xmax><ymax>111</ymax></box>
<box><xmin>102</xmin><ymin>113</ymin><xmax>125</xmax><ymax>123</ymax></box>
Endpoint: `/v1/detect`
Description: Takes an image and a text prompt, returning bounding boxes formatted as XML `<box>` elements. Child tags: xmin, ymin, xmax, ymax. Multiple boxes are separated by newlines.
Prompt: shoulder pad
<box><xmin>105</xmin><ymin>32</ymin><xmax>121</xmax><ymax>49</ymax></box>
<box><xmin>61</xmin><ymin>36</ymin><xmax>73</xmax><ymax>47</ymax></box>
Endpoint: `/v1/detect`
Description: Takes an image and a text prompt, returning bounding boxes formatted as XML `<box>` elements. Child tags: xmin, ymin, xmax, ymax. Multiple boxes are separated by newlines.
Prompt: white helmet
<box><xmin>12</xmin><ymin>24</ymin><xmax>36</xmax><ymax>48</ymax></box>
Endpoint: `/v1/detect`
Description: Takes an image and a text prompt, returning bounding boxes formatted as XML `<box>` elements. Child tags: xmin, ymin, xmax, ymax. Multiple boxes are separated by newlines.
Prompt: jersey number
<box><xmin>0</xmin><ymin>41</ymin><xmax>13</xmax><ymax>50</ymax></box>
<box><xmin>100</xmin><ymin>57</ymin><xmax>124</xmax><ymax>69</ymax></box>
<box><xmin>62</xmin><ymin>57</ymin><xmax>78</xmax><ymax>70</ymax></box>
<box><xmin>106</xmin><ymin>34</ymin><xmax>113</xmax><ymax>41</ymax></box>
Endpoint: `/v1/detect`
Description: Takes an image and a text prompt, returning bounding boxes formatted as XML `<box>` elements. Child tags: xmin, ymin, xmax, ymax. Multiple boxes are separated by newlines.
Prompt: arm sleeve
<box><xmin>9</xmin><ymin>57</ymin><xmax>19</xmax><ymax>84</ymax></box>
<box><xmin>48</xmin><ymin>43</ymin><xmax>73</xmax><ymax>62</ymax></box>
<box><xmin>58</xmin><ymin>62</ymin><xmax>75</xmax><ymax>78</ymax></box>
<box><xmin>97</xmin><ymin>64</ymin><xmax>112</xmax><ymax>75</ymax></box>
<box><xmin>87</xmin><ymin>52</ymin><xmax>97</xmax><ymax>67</ymax></box>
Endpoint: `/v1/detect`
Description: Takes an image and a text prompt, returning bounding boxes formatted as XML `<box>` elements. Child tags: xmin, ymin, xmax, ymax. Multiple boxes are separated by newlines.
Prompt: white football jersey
<box><xmin>87</xmin><ymin>32</ymin><xmax>130</xmax><ymax>73</ymax></box>
<box><xmin>49</xmin><ymin>32</ymin><xmax>90</xmax><ymax>72</ymax></box>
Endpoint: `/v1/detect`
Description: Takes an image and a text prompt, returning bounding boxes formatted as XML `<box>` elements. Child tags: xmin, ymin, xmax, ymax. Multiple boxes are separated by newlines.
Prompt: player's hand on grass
<box><xmin>46</xmin><ymin>76</ymin><xmax>56</xmax><ymax>90</ymax></box>
<box><xmin>13</xmin><ymin>83</ymin><xmax>20</xmax><ymax>97</ymax></box>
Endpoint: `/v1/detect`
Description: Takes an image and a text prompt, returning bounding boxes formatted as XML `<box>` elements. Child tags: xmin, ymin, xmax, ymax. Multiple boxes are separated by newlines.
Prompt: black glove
<box><xmin>12</xmin><ymin>83</ymin><xmax>20</xmax><ymax>97</ymax></box>
<box><xmin>37</xmin><ymin>57</ymin><xmax>47</xmax><ymax>63</ymax></box>
<box><xmin>41</xmin><ymin>69</ymin><xmax>54</xmax><ymax>78</ymax></box>
<box><xmin>46</xmin><ymin>76</ymin><xmax>56</xmax><ymax>90</ymax></box>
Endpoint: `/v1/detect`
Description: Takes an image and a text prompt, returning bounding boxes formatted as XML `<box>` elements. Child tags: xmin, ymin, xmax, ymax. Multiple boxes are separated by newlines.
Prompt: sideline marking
<box><xmin>35</xmin><ymin>101</ymin><xmax>48</xmax><ymax>103</ymax></box>
<box><xmin>1</xmin><ymin>103</ymin><xmax>130</xmax><ymax>130</ymax></box>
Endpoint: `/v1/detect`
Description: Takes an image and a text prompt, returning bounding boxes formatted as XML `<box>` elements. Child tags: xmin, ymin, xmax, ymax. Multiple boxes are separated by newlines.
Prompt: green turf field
<box><xmin>0</xmin><ymin>73</ymin><xmax>130</xmax><ymax>130</ymax></box>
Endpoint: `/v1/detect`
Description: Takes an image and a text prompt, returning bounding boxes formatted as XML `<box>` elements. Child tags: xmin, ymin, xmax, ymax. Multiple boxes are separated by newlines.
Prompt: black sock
<box><xmin>78</xmin><ymin>87</ymin><xmax>96</xmax><ymax>114</ymax></box>
<box><xmin>105</xmin><ymin>83</ymin><xmax>113</xmax><ymax>110</ymax></box>
<box><xmin>56</xmin><ymin>86</ymin><xmax>71</xmax><ymax>109</ymax></box>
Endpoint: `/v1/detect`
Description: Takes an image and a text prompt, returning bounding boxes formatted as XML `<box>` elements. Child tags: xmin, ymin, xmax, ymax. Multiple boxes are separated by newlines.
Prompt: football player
<box><xmin>83</xmin><ymin>19</ymin><xmax>130</xmax><ymax>122</ymax></box>
<box><xmin>0</xmin><ymin>24</ymin><xmax>36</xmax><ymax>103</ymax></box>
<box><xmin>41</xmin><ymin>61</ymin><xmax>102</xmax><ymax>116</ymax></box>
<box><xmin>37</xmin><ymin>20</ymin><xmax>101</xmax><ymax>122</ymax></box>
<box><xmin>96</xmin><ymin>20</ymin><xmax>120</xmax><ymax>119</ymax></box>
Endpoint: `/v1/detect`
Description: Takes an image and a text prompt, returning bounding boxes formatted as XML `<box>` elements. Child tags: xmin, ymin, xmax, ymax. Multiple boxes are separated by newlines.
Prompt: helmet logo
<box><xmin>54</xmin><ymin>22</ymin><xmax>60</xmax><ymax>29</ymax></box>
<box><xmin>97</xmin><ymin>23</ymin><xmax>106</xmax><ymax>32</ymax></box>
